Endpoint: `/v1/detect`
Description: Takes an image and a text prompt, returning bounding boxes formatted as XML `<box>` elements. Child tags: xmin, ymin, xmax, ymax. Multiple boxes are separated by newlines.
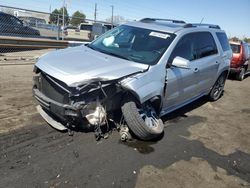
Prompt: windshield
<box><xmin>88</xmin><ymin>25</ymin><xmax>175</xmax><ymax>65</ymax></box>
<box><xmin>230</xmin><ymin>43</ymin><xmax>241</xmax><ymax>53</ymax></box>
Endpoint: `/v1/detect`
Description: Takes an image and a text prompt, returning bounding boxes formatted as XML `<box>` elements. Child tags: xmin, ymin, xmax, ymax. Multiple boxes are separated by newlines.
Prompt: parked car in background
<box><xmin>79</xmin><ymin>22</ymin><xmax>93</xmax><ymax>41</ymax></box>
<box><xmin>0</xmin><ymin>12</ymin><xmax>40</xmax><ymax>37</ymax></box>
<box><xmin>33</xmin><ymin>18</ymin><xmax>232</xmax><ymax>141</ymax></box>
<box><xmin>91</xmin><ymin>23</ymin><xmax>108</xmax><ymax>40</ymax></box>
<box><xmin>63</xmin><ymin>26</ymin><xmax>81</xmax><ymax>40</ymax></box>
<box><xmin>248</xmin><ymin>43</ymin><xmax>250</xmax><ymax>57</ymax></box>
<box><xmin>229</xmin><ymin>41</ymin><xmax>250</xmax><ymax>80</ymax></box>
<box><xmin>64</xmin><ymin>22</ymin><xmax>112</xmax><ymax>41</ymax></box>
<box><xmin>18</xmin><ymin>16</ymin><xmax>46</xmax><ymax>27</ymax></box>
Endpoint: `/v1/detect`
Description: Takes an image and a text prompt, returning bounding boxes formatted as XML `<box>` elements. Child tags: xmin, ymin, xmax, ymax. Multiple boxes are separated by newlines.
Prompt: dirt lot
<box><xmin>0</xmin><ymin>56</ymin><xmax>250</xmax><ymax>188</ymax></box>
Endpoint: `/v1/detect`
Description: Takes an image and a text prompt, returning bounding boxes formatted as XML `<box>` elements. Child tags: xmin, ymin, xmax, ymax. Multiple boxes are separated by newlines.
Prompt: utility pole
<box><xmin>94</xmin><ymin>3</ymin><xmax>97</xmax><ymax>22</ymax></box>
<box><xmin>62</xmin><ymin>0</ymin><xmax>65</xmax><ymax>40</ymax></box>
<box><xmin>111</xmin><ymin>5</ymin><xmax>114</xmax><ymax>28</ymax></box>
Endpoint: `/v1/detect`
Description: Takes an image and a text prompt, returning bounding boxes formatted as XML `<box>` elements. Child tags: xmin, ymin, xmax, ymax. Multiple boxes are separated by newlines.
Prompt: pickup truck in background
<box><xmin>63</xmin><ymin>22</ymin><xmax>112</xmax><ymax>41</ymax></box>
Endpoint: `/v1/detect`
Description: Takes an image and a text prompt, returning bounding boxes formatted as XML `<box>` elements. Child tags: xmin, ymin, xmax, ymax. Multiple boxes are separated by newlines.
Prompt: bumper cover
<box><xmin>33</xmin><ymin>88</ymin><xmax>79</xmax><ymax>121</ymax></box>
<box><xmin>36</xmin><ymin>105</ymin><xmax>67</xmax><ymax>131</ymax></box>
<box><xmin>230</xmin><ymin>67</ymin><xmax>241</xmax><ymax>73</ymax></box>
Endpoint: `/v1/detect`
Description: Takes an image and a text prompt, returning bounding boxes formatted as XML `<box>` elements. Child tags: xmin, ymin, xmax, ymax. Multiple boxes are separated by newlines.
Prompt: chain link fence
<box><xmin>0</xmin><ymin>5</ymin><xmax>114</xmax><ymax>62</ymax></box>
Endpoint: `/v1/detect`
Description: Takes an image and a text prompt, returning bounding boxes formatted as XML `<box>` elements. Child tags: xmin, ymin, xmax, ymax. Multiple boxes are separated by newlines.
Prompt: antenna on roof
<box><xmin>200</xmin><ymin>17</ymin><xmax>204</xmax><ymax>24</ymax></box>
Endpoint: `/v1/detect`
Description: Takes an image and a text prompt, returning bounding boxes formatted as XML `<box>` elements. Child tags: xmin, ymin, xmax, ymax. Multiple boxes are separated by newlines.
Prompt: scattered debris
<box><xmin>73</xmin><ymin>151</ymin><xmax>79</xmax><ymax>158</ymax></box>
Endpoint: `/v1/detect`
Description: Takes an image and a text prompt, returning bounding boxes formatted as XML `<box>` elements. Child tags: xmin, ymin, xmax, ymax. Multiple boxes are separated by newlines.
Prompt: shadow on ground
<box><xmin>121</xmin><ymin>96</ymin><xmax>250</xmax><ymax>184</ymax></box>
<box><xmin>0</xmin><ymin>96</ymin><xmax>250</xmax><ymax>187</ymax></box>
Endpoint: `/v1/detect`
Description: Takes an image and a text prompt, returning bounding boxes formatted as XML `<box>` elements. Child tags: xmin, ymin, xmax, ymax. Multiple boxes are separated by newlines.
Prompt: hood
<box><xmin>35</xmin><ymin>45</ymin><xmax>149</xmax><ymax>87</ymax></box>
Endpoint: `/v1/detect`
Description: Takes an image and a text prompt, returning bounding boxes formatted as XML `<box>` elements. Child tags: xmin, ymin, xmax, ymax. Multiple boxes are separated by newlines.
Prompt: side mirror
<box><xmin>172</xmin><ymin>56</ymin><xmax>190</xmax><ymax>69</ymax></box>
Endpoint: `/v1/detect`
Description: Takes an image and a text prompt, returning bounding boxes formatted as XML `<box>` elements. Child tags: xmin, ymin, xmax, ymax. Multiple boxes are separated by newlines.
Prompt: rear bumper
<box><xmin>230</xmin><ymin>67</ymin><xmax>241</xmax><ymax>73</ymax></box>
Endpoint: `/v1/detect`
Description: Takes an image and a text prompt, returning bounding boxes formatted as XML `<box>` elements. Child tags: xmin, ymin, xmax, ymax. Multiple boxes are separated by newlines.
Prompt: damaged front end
<box><xmin>33</xmin><ymin>68</ymin><xmax>124</xmax><ymax>137</ymax></box>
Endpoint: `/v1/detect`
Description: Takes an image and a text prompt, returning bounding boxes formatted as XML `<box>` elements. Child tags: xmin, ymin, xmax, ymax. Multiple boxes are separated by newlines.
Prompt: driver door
<box><xmin>162</xmin><ymin>33</ymin><xmax>200</xmax><ymax>112</ymax></box>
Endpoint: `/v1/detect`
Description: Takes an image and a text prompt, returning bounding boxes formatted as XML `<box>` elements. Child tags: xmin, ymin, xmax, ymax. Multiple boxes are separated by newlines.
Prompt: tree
<box><xmin>230</xmin><ymin>36</ymin><xmax>240</xmax><ymax>42</ymax></box>
<box><xmin>243</xmin><ymin>37</ymin><xmax>250</xmax><ymax>43</ymax></box>
<box><xmin>49</xmin><ymin>7</ymin><xmax>69</xmax><ymax>25</ymax></box>
<box><xmin>49</xmin><ymin>9</ymin><xmax>60</xmax><ymax>24</ymax></box>
<box><xmin>59</xmin><ymin>6</ymin><xmax>69</xmax><ymax>25</ymax></box>
<box><xmin>70</xmin><ymin>11</ymin><xmax>86</xmax><ymax>26</ymax></box>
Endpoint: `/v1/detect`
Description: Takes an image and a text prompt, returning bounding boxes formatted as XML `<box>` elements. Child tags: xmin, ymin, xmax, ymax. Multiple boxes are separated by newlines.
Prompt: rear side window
<box><xmin>196</xmin><ymin>32</ymin><xmax>218</xmax><ymax>58</ymax></box>
<box><xmin>216</xmin><ymin>32</ymin><xmax>231</xmax><ymax>51</ymax></box>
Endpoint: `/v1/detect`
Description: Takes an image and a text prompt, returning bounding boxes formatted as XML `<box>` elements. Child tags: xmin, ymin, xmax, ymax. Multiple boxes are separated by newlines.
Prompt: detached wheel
<box><xmin>209</xmin><ymin>74</ymin><xmax>226</xmax><ymax>101</ymax></box>
<box><xmin>121</xmin><ymin>101</ymin><xmax>164</xmax><ymax>140</ymax></box>
<box><xmin>236</xmin><ymin>68</ymin><xmax>245</xmax><ymax>81</ymax></box>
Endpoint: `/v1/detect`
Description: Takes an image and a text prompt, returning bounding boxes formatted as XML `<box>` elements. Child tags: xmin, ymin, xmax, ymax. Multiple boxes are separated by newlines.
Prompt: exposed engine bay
<box><xmin>33</xmin><ymin>68</ymin><xmax>139</xmax><ymax>141</ymax></box>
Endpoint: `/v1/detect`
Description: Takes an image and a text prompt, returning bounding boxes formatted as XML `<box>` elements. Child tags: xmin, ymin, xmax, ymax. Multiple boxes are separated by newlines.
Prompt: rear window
<box><xmin>65</xmin><ymin>26</ymin><xmax>77</xmax><ymax>30</ymax></box>
<box><xmin>216</xmin><ymin>32</ymin><xmax>231</xmax><ymax>51</ymax></box>
<box><xmin>80</xmin><ymin>24</ymin><xmax>92</xmax><ymax>31</ymax></box>
<box><xmin>230</xmin><ymin>44</ymin><xmax>241</xmax><ymax>53</ymax></box>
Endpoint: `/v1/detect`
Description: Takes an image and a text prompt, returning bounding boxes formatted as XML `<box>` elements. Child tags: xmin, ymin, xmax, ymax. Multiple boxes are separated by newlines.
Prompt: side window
<box><xmin>196</xmin><ymin>32</ymin><xmax>218</xmax><ymax>58</ymax></box>
<box><xmin>216</xmin><ymin>32</ymin><xmax>230</xmax><ymax>51</ymax></box>
<box><xmin>168</xmin><ymin>33</ymin><xmax>197</xmax><ymax>64</ymax></box>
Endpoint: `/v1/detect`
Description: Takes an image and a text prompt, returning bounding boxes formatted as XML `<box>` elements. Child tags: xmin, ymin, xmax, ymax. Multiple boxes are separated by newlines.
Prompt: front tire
<box><xmin>208</xmin><ymin>74</ymin><xmax>226</xmax><ymax>101</ymax></box>
<box><xmin>121</xmin><ymin>101</ymin><xmax>164</xmax><ymax>140</ymax></box>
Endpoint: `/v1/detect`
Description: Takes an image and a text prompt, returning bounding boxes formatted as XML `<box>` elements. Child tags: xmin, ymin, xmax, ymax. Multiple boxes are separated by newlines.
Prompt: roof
<box><xmin>124</xmin><ymin>18</ymin><xmax>222</xmax><ymax>34</ymax></box>
<box><xmin>229</xmin><ymin>41</ymin><xmax>241</xmax><ymax>45</ymax></box>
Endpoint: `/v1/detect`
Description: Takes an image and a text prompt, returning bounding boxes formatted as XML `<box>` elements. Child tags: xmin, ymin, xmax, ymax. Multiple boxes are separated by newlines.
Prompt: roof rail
<box><xmin>187</xmin><ymin>23</ymin><xmax>221</xmax><ymax>29</ymax></box>
<box><xmin>140</xmin><ymin>18</ymin><xmax>186</xmax><ymax>24</ymax></box>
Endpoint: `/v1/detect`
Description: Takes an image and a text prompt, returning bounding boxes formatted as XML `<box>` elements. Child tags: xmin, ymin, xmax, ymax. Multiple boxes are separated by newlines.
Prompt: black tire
<box><xmin>121</xmin><ymin>101</ymin><xmax>164</xmax><ymax>140</ymax></box>
<box><xmin>236</xmin><ymin>68</ymin><xmax>245</xmax><ymax>81</ymax></box>
<box><xmin>208</xmin><ymin>74</ymin><xmax>226</xmax><ymax>101</ymax></box>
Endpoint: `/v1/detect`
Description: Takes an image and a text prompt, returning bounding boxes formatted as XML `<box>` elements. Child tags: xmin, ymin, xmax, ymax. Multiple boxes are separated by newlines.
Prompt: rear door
<box><xmin>195</xmin><ymin>32</ymin><xmax>220</xmax><ymax>93</ymax></box>
<box><xmin>216</xmin><ymin>32</ymin><xmax>232</xmax><ymax>70</ymax></box>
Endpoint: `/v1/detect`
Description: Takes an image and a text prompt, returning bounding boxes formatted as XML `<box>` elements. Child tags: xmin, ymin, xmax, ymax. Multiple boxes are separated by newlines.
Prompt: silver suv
<box><xmin>33</xmin><ymin>18</ymin><xmax>232</xmax><ymax>140</ymax></box>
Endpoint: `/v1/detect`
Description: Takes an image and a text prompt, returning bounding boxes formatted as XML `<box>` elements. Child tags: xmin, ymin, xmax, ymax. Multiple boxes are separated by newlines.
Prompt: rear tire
<box><xmin>121</xmin><ymin>101</ymin><xmax>164</xmax><ymax>140</ymax></box>
<box><xmin>236</xmin><ymin>68</ymin><xmax>245</xmax><ymax>81</ymax></box>
<box><xmin>208</xmin><ymin>74</ymin><xmax>226</xmax><ymax>101</ymax></box>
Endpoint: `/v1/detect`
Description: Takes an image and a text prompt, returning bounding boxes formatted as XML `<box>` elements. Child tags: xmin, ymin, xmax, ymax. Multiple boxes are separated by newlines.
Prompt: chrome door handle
<box><xmin>194</xmin><ymin>68</ymin><xmax>199</xmax><ymax>73</ymax></box>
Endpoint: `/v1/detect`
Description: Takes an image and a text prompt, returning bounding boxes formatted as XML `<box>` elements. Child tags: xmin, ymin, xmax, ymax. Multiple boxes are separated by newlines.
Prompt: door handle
<box><xmin>194</xmin><ymin>68</ymin><xmax>199</xmax><ymax>73</ymax></box>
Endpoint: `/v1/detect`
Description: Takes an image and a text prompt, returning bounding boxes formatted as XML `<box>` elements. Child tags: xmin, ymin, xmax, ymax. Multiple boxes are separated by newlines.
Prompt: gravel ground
<box><xmin>0</xmin><ymin>59</ymin><xmax>250</xmax><ymax>188</ymax></box>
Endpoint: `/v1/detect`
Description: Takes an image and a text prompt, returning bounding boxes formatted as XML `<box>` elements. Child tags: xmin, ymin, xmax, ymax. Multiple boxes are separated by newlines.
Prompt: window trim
<box><xmin>167</xmin><ymin>31</ymin><xmax>218</xmax><ymax>66</ymax></box>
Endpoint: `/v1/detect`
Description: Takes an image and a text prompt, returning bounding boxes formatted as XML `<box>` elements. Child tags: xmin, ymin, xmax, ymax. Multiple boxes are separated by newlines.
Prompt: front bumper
<box><xmin>33</xmin><ymin>88</ymin><xmax>80</xmax><ymax>122</ymax></box>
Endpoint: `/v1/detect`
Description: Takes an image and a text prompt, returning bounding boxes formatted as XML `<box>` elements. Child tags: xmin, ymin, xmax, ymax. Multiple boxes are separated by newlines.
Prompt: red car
<box><xmin>229</xmin><ymin>41</ymin><xmax>250</xmax><ymax>80</ymax></box>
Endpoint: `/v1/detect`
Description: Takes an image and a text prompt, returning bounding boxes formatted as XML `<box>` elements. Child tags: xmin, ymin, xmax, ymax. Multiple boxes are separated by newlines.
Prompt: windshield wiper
<box><xmin>87</xmin><ymin>44</ymin><xmax>132</xmax><ymax>61</ymax></box>
<box><xmin>104</xmin><ymin>51</ymin><xmax>132</xmax><ymax>61</ymax></box>
<box><xmin>87</xmin><ymin>44</ymin><xmax>96</xmax><ymax>50</ymax></box>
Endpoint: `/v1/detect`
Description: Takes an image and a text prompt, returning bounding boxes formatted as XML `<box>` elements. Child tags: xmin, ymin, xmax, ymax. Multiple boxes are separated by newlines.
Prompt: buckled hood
<box><xmin>35</xmin><ymin>45</ymin><xmax>149</xmax><ymax>87</ymax></box>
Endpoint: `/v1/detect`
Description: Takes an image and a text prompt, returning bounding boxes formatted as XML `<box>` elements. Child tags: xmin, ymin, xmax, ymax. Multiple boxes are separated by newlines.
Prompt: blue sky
<box><xmin>0</xmin><ymin>0</ymin><xmax>249</xmax><ymax>38</ymax></box>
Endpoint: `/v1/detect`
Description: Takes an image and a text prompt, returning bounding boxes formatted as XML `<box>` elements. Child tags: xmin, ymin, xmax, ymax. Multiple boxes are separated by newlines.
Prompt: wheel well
<box><xmin>244</xmin><ymin>64</ymin><xmax>248</xmax><ymax>70</ymax></box>
<box><xmin>121</xmin><ymin>90</ymin><xmax>162</xmax><ymax>115</ymax></box>
<box><xmin>220</xmin><ymin>70</ymin><xmax>229</xmax><ymax>79</ymax></box>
